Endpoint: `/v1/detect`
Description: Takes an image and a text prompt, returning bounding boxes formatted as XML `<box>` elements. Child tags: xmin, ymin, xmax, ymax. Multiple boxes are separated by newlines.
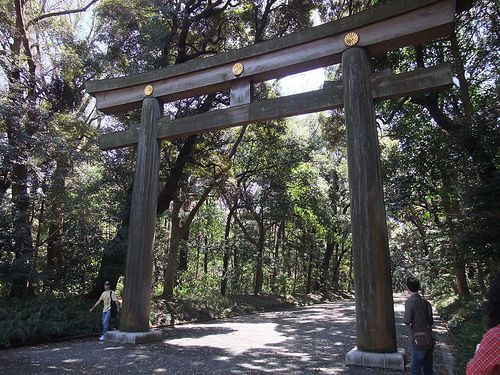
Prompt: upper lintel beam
<box><xmin>86</xmin><ymin>0</ymin><xmax>454</xmax><ymax>114</ymax></box>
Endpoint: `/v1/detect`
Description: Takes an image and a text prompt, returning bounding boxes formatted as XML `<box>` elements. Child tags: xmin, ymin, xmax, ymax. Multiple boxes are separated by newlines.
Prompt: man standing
<box><xmin>404</xmin><ymin>276</ymin><xmax>435</xmax><ymax>375</ymax></box>
<box><xmin>90</xmin><ymin>281</ymin><xmax>120</xmax><ymax>341</ymax></box>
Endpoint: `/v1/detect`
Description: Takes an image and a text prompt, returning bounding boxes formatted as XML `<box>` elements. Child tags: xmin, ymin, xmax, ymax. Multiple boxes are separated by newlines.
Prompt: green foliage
<box><xmin>0</xmin><ymin>297</ymin><xmax>100</xmax><ymax>348</ymax></box>
<box><xmin>434</xmin><ymin>294</ymin><xmax>485</xmax><ymax>364</ymax></box>
<box><xmin>175</xmin><ymin>270</ymin><xmax>221</xmax><ymax>303</ymax></box>
<box><xmin>0</xmin><ymin>0</ymin><xmax>105</xmax><ymax>297</ymax></box>
<box><xmin>378</xmin><ymin>0</ymin><xmax>500</xmax><ymax>296</ymax></box>
<box><xmin>152</xmin><ymin>269</ymin><xmax>235</xmax><ymax>325</ymax></box>
<box><xmin>151</xmin><ymin>287</ymin><xmax>331</xmax><ymax>328</ymax></box>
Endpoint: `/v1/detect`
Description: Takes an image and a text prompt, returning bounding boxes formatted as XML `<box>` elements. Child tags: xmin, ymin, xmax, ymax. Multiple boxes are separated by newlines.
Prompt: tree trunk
<box><xmin>254</xmin><ymin>224</ymin><xmax>265</xmax><ymax>295</ymax></box>
<box><xmin>270</xmin><ymin>221</ymin><xmax>285</xmax><ymax>293</ymax></box>
<box><xmin>332</xmin><ymin>240</ymin><xmax>349</xmax><ymax>291</ymax></box>
<box><xmin>231</xmin><ymin>205</ymin><xmax>264</xmax><ymax>295</ymax></box>
<box><xmin>7</xmin><ymin>0</ymin><xmax>37</xmax><ymax>298</ymax></box>
<box><xmin>9</xmin><ymin>161</ymin><xmax>35</xmax><ymax>297</ymax></box>
<box><xmin>162</xmin><ymin>232</ymin><xmax>183</xmax><ymax>298</ymax></box>
<box><xmin>47</xmin><ymin>221</ymin><xmax>63</xmax><ymax>268</ymax></box>
<box><xmin>319</xmin><ymin>242</ymin><xmax>335</xmax><ymax>292</ymax></box>
<box><xmin>221</xmin><ymin>204</ymin><xmax>237</xmax><ymax>296</ymax></box>
<box><xmin>203</xmin><ymin>235</ymin><xmax>209</xmax><ymax>274</ymax></box>
<box><xmin>178</xmin><ymin>226</ymin><xmax>190</xmax><ymax>272</ymax></box>
<box><xmin>221</xmin><ymin>239</ymin><xmax>230</xmax><ymax>296</ymax></box>
<box><xmin>46</xmin><ymin>156</ymin><xmax>71</xmax><ymax>288</ymax></box>
<box><xmin>233</xmin><ymin>237</ymin><xmax>240</xmax><ymax>292</ymax></box>
<box><xmin>281</xmin><ymin>227</ymin><xmax>291</xmax><ymax>296</ymax></box>
<box><xmin>441</xmin><ymin>174</ymin><xmax>470</xmax><ymax>296</ymax></box>
<box><xmin>306</xmin><ymin>243</ymin><xmax>314</xmax><ymax>294</ymax></box>
<box><xmin>454</xmin><ymin>251</ymin><xmax>470</xmax><ymax>296</ymax></box>
<box><xmin>162</xmin><ymin>181</ymin><xmax>214</xmax><ymax>298</ymax></box>
<box><xmin>162</xmin><ymin>199</ymin><xmax>186</xmax><ymax>298</ymax></box>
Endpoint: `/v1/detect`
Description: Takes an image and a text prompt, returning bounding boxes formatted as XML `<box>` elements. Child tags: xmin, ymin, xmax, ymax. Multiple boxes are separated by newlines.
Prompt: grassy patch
<box><xmin>434</xmin><ymin>294</ymin><xmax>485</xmax><ymax>365</ymax></box>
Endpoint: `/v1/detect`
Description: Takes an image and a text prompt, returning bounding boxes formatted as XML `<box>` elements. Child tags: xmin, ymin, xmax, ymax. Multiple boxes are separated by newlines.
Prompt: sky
<box><xmin>278</xmin><ymin>68</ymin><xmax>325</xmax><ymax>96</ymax></box>
<box><xmin>279</xmin><ymin>9</ymin><xmax>325</xmax><ymax>96</ymax></box>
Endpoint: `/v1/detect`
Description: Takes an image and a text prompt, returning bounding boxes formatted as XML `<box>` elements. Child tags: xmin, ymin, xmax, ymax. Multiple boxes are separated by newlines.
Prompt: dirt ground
<box><xmin>0</xmin><ymin>294</ymin><xmax>461</xmax><ymax>374</ymax></box>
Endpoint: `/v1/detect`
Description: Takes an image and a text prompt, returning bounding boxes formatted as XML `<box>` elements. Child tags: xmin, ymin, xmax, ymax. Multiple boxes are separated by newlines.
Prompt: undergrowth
<box><xmin>434</xmin><ymin>294</ymin><xmax>485</xmax><ymax>366</ymax></box>
<box><xmin>0</xmin><ymin>296</ymin><xmax>102</xmax><ymax>348</ymax></box>
<box><xmin>150</xmin><ymin>293</ymin><xmax>331</xmax><ymax>328</ymax></box>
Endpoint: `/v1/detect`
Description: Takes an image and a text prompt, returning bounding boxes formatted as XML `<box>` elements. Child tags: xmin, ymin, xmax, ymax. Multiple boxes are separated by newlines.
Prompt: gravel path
<box><xmin>0</xmin><ymin>294</ymin><xmax>460</xmax><ymax>374</ymax></box>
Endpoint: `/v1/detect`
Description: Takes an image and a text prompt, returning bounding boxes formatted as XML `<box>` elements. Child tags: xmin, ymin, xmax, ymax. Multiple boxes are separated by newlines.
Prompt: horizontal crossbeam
<box><xmin>99</xmin><ymin>63</ymin><xmax>451</xmax><ymax>150</ymax></box>
<box><xmin>87</xmin><ymin>0</ymin><xmax>454</xmax><ymax>114</ymax></box>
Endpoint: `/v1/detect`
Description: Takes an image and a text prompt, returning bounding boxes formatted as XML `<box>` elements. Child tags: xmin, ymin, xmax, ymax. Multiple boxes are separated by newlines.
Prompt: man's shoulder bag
<box><xmin>110</xmin><ymin>291</ymin><xmax>118</xmax><ymax>318</ymax></box>
<box><xmin>414</xmin><ymin>330</ymin><xmax>435</xmax><ymax>348</ymax></box>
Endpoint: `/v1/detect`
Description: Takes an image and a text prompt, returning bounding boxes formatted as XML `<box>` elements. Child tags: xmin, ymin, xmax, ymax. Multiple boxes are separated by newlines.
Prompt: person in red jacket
<box><xmin>467</xmin><ymin>273</ymin><xmax>500</xmax><ymax>375</ymax></box>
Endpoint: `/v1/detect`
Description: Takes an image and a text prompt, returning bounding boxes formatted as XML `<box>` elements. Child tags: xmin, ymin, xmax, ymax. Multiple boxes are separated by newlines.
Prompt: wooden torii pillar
<box><xmin>86</xmin><ymin>0</ymin><xmax>456</xmax><ymax>366</ymax></box>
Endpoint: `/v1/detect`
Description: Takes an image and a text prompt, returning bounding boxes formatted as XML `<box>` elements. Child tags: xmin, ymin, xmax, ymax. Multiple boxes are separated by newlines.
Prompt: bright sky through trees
<box><xmin>278</xmin><ymin>68</ymin><xmax>325</xmax><ymax>95</ymax></box>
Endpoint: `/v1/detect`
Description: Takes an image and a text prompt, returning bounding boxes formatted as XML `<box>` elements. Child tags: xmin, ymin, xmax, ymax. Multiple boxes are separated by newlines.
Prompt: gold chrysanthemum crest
<box><xmin>144</xmin><ymin>85</ymin><xmax>154</xmax><ymax>96</ymax></box>
<box><xmin>344</xmin><ymin>32</ymin><xmax>359</xmax><ymax>47</ymax></box>
<box><xmin>232</xmin><ymin>63</ymin><xmax>244</xmax><ymax>76</ymax></box>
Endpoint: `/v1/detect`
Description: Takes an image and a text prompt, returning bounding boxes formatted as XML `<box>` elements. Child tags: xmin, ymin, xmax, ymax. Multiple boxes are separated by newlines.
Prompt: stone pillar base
<box><xmin>105</xmin><ymin>330</ymin><xmax>163</xmax><ymax>344</ymax></box>
<box><xmin>345</xmin><ymin>347</ymin><xmax>406</xmax><ymax>372</ymax></box>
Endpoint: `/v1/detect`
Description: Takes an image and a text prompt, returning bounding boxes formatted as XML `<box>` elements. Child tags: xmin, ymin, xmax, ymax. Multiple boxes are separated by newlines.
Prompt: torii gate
<box><xmin>86</xmin><ymin>0</ymin><xmax>456</xmax><ymax>369</ymax></box>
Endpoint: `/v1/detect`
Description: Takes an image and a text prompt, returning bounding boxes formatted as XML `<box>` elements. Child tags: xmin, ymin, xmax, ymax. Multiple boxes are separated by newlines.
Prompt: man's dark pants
<box><xmin>410</xmin><ymin>344</ymin><xmax>434</xmax><ymax>375</ymax></box>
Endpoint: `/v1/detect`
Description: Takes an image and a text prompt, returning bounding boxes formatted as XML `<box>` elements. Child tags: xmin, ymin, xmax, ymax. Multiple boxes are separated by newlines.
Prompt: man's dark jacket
<box><xmin>403</xmin><ymin>293</ymin><xmax>433</xmax><ymax>345</ymax></box>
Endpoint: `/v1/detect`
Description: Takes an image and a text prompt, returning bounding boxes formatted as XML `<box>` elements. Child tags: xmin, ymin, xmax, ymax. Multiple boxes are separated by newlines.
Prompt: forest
<box><xmin>0</xmin><ymin>0</ymin><xmax>499</xmax><ymax>364</ymax></box>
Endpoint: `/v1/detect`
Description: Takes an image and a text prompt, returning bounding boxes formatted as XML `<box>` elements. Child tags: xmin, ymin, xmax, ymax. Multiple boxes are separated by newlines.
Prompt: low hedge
<box><xmin>0</xmin><ymin>296</ymin><xmax>101</xmax><ymax>348</ymax></box>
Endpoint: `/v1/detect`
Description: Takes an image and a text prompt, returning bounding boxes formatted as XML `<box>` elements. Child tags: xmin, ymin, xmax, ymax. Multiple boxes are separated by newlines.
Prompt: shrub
<box><xmin>0</xmin><ymin>296</ymin><xmax>100</xmax><ymax>348</ymax></box>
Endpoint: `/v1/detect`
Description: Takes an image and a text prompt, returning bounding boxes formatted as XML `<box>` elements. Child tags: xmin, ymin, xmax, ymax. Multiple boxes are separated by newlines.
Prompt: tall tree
<box><xmin>161</xmin><ymin>126</ymin><xmax>245</xmax><ymax>298</ymax></box>
<box><xmin>0</xmin><ymin>0</ymin><xmax>99</xmax><ymax>297</ymax></box>
<box><xmin>378</xmin><ymin>0</ymin><xmax>498</xmax><ymax>293</ymax></box>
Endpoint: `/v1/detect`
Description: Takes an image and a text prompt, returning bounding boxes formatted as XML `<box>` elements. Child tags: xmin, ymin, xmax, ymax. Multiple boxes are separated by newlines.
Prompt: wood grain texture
<box><xmin>343</xmin><ymin>47</ymin><xmax>397</xmax><ymax>353</ymax></box>
<box><xmin>230</xmin><ymin>78</ymin><xmax>252</xmax><ymax>107</ymax></box>
<box><xmin>120</xmin><ymin>98</ymin><xmax>162</xmax><ymax>332</ymax></box>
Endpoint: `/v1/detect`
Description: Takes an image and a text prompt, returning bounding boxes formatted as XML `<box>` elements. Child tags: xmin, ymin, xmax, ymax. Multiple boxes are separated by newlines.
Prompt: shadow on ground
<box><xmin>0</xmin><ymin>295</ymin><xmax>459</xmax><ymax>374</ymax></box>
